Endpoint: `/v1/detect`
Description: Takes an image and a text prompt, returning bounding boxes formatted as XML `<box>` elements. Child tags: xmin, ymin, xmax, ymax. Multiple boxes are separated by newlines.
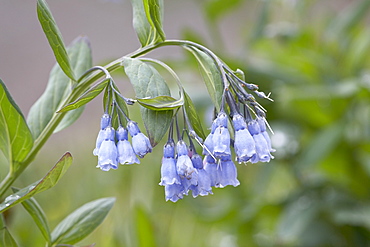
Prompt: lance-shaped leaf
<box><xmin>27</xmin><ymin>36</ymin><xmax>92</xmax><ymax>138</ymax></box>
<box><xmin>0</xmin><ymin>152</ymin><xmax>72</xmax><ymax>214</ymax></box>
<box><xmin>37</xmin><ymin>0</ymin><xmax>75</xmax><ymax>81</ymax></box>
<box><xmin>12</xmin><ymin>188</ymin><xmax>51</xmax><ymax>244</ymax></box>
<box><xmin>0</xmin><ymin>227</ymin><xmax>18</xmax><ymax>247</ymax></box>
<box><xmin>0</xmin><ymin>79</ymin><xmax>33</xmax><ymax>172</ymax></box>
<box><xmin>183</xmin><ymin>91</ymin><xmax>205</xmax><ymax>140</ymax></box>
<box><xmin>51</xmin><ymin>197</ymin><xmax>115</xmax><ymax>245</ymax></box>
<box><xmin>186</xmin><ymin>47</ymin><xmax>223</xmax><ymax>111</ymax></box>
<box><xmin>137</xmin><ymin>95</ymin><xmax>183</xmax><ymax>111</ymax></box>
<box><xmin>58</xmin><ymin>79</ymin><xmax>109</xmax><ymax>113</ymax></box>
<box><xmin>122</xmin><ymin>57</ymin><xmax>172</xmax><ymax>146</ymax></box>
<box><xmin>130</xmin><ymin>0</ymin><xmax>165</xmax><ymax>47</ymax></box>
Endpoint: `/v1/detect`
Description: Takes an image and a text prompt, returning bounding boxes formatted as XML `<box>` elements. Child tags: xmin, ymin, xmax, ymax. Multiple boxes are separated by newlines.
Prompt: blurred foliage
<box><xmin>5</xmin><ymin>0</ymin><xmax>370</xmax><ymax>246</ymax></box>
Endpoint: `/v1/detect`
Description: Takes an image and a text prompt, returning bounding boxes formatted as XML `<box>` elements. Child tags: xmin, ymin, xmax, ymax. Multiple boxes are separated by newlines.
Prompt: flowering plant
<box><xmin>0</xmin><ymin>0</ymin><xmax>274</xmax><ymax>245</ymax></box>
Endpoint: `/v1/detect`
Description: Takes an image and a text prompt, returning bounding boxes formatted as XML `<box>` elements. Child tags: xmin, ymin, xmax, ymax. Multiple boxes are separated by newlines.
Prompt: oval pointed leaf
<box><xmin>27</xmin><ymin>36</ymin><xmax>92</xmax><ymax>138</ymax></box>
<box><xmin>186</xmin><ymin>47</ymin><xmax>223</xmax><ymax>111</ymax></box>
<box><xmin>51</xmin><ymin>197</ymin><xmax>116</xmax><ymax>245</ymax></box>
<box><xmin>58</xmin><ymin>79</ymin><xmax>109</xmax><ymax>113</ymax></box>
<box><xmin>0</xmin><ymin>79</ymin><xmax>33</xmax><ymax>172</ymax></box>
<box><xmin>12</xmin><ymin>188</ymin><xmax>51</xmax><ymax>244</ymax></box>
<box><xmin>122</xmin><ymin>57</ymin><xmax>172</xmax><ymax>146</ymax></box>
<box><xmin>137</xmin><ymin>95</ymin><xmax>183</xmax><ymax>111</ymax></box>
<box><xmin>131</xmin><ymin>0</ymin><xmax>165</xmax><ymax>46</ymax></box>
<box><xmin>183</xmin><ymin>91</ymin><xmax>205</xmax><ymax>140</ymax></box>
<box><xmin>37</xmin><ymin>0</ymin><xmax>75</xmax><ymax>81</ymax></box>
<box><xmin>0</xmin><ymin>152</ymin><xmax>73</xmax><ymax>214</ymax></box>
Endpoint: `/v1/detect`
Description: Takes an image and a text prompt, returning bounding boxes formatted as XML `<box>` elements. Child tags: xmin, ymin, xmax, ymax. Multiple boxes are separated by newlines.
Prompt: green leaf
<box><xmin>122</xmin><ymin>57</ymin><xmax>173</xmax><ymax>146</ymax></box>
<box><xmin>0</xmin><ymin>79</ymin><xmax>33</xmax><ymax>172</ymax></box>
<box><xmin>144</xmin><ymin>0</ymin><xmax>165</xmax><ymax>41</ymax></box>
<box><xmin>130</xmin><ymin>0</ymin><xmax>165</xmax><ymax>47</ymax></box>
<box><xmin>51</xmin><ymin>197</ymin><xmax>116</xmax><ymax>245</ymax></box>
<box><xmin>37</xmin><ymin>0</ymin><xmax>75</xmax><ymax>81</ymax></box>
<box><xmin>0</xmin><ymin>152</ymin><xmax>73</xmax><ymax>214</ymax></box>
<box><xmin>58</xmin><ymin>79</ymin><xmax>109</xmax><ymax>113</ymax></box>
<box><xmin>186</xmin><ymin>47</ymin><xmax>223</xmax><ymax>111</ymax></box>
<box><xmin>11</xmin><ymin>188</ymin><xmax>51</xmax><ymax>244</ymax></box>
<box><xmin>27</xmin><ymin>36</ymin><xmax>92</xmax><ymax>138</ymax></box>
<box><xmin>0</xmin><ymin>227</ymin><xmax>18</xmax><ymax>247</ymax></box>
<box><xmin>137</xmin><ymin>95</ymin><xmax>183</xmax><ymax>111</ymax></box>
<box><xmin>183</xmin><ymin>91</ymin><xmax>205</xmax><ymax>140</ymax></box>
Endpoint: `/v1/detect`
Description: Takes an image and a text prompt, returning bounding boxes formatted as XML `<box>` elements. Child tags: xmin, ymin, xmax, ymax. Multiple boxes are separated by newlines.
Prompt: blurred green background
<box><xmin>1</xmin><ymin>0</ymin><xmax>370</xmax><ymax>246</ymax></box>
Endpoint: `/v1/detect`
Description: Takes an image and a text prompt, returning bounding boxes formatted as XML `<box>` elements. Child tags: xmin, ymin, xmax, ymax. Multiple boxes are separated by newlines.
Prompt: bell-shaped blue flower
<box><xmin>218</xmin><ymin>155</ymin><xmax>240</xmax><ymax>188</ymax></box>
<box><xmin>232</xmin><ymin>114</ymin><xmax>256</xmax><ymax>163</ymax></box>
<box><xmin>97</xmin><ymin>126</ymin><xmax>118</xmax><ymax>171</ymax></box>
<box><xmin>191</xmin><ymin>168</ymin><xmax>213</xmax><ymax>198</ymax></box>
<box><xmin>159</xmin><ymin>140</ymin><xmax>181</xmax><ymax>186</ymax></box>
<box><xmin>116</xmin><ymin>126</ymin><xmax>140</xmax><ymax>165</ymax></box>
<box><xmin>176</xmin><ymin>140</ymin><xmax>197</xmax><ymax>183</ymax></box>
<box><xmin>212</xmin><ymin>112</ymin><xmax>231</xmax><ymax>158</ymax></box>
<box><xmin>248</xmin><ymin>120</ymin><xmax>271</xmax><ymax>163</ymax></box>
<box><xmin>164</xmin><ymin>183</ymin><xmax>184</xmax><ymax>202</ymax></box>
<box><xmin>203</xmin><ymin>155</ymin><xmax>220</xmax><ymax>187</ymax></box>
<box><xmin>257</xmin><ymin>117</ymin><xmax>275</xmax><ymax>153</ymax></box>
<box><xmin>202</xmin><ymin>117</ymin><xmax>219</xmax><ymax>155</ymax></box>
<box><xmin>191</xmin><ymin>153</ymin><xmax>203</xmax><ymax>169</ymax></box>
<box><xmin>93</xmin><ymin>114</ymin><xmax>111</xmax><ymax>156</ymax></box>
<box><xmin>127</xmin><ymin>121</ymin><xmax>152</xmax><ymax>158</ymax></box>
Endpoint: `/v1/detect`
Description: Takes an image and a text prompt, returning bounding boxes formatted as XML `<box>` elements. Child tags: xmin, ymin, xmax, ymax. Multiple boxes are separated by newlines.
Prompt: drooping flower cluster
<box><xmin>89</xmin><ymin>54</ymin><xmax>275</xmax><ymax>203</ymax></box>
<box><xmin>159</xmin><ymin>137</ymin><xmax>240</xmax><ymax>202</ymax></box>
<box><xmin>93</xmin><ymin>114</ymin><xmax>152</xmax><ymax>171</ymax></box>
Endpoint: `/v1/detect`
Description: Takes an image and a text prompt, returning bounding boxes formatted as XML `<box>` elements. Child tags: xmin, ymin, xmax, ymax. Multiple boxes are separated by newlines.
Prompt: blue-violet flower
<box><xmin>159</xmin><ymin>140</ymin><xmax>181</xmax><ymax>186</ymax></box>
<box><xmin>93</xmin><ymin>113</ymin><xmax>111</xmax><ymax>156</ymax></box>
<box><xmin>127</xmin><ymin>121</ymin><xmax>152</xmax><ymax>158</ymax></box>
<box><xmin>248</xmin><ymin>120</ymin><xmax>271</xmax><ymax>163</ymax></box>
<box><xmin>218</xmin><ymin>155</ymin><xmax>240</xmax><ymax>188</ymax></box>
<box><xmin>232</xmin><ymin>114</ymin><xmax>256</xmax><ymax>163</ymax></box>
<box><xmin>97</xmin><ymin>126</ymin><xmax>118</xmax><ymax>171</ymax></box>
<box><xmin>212</xmin><ymin>112</ymin><xmax>231</xmax><ymax>158</ymax></box>
<box><xmin>116</xmin><ymin>126</ymin><xmax>140</xmax><ymax>165</ymax></box>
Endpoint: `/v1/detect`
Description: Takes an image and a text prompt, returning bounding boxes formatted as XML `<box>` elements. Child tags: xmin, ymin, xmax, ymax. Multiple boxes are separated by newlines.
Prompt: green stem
<box><xmin>0</xmin><ymin>39</ymin><xmax>224</xmax><ymax>198</ymax></box>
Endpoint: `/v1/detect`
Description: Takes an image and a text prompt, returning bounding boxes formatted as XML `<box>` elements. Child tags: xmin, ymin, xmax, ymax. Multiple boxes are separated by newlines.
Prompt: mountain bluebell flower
<box><xmin>93</xmin><ymin>114</ymin><xmax>111</xmax><ymax>156</ymax></box>
<box><xmin>97</xmin><ymin>126</ymin><xmax>118</xmax><ymax>171</ymax></box>
<box><xmin>232</xmin><ymin>114</ymin><xmax>256</xmax><ymax>163</ymax></box>
<box><xmin>202</xmin><ymin>117</ymin><xmax>219</xmax><ymax>155</ymax></box>
<box><xmin>164</xmin><ymin>183</ymin><xmax>184</xmax><ymax>202</ymax></box>
<box><xmin>248</xmin><ymin>120</ymin><xmax>271</xmax><ymax>163</ymax></box>
<box><xmin>116</xmin><ymin>126</ymin><xmax>140</xmax><ymax>165</ymax></box>
<box><xmin>218</xmin><ymin>155</ymin><xmax>240</xmax><ymax>188</ymax></box>
<box><xmin>191</xmin><ymin>168</ymin><xmax>213</xmax><ymax>197</ymax></box>
<box><xmin>203</xmin><ymin>155</ymin><xmax>220</xmax><ymax>187</ymax></box>
<box><xmin>127</xmin><ymin>121</ymin><xmax>152</xmax><ymax>158</ymax></box>
<box><xmin>213</xmin><ymin>112</ymin><xmax>231</xmax><ymax>158</ymax></box>
<box><xmin>191</xmin><ymin>153</ymin><xmax>203</xmax><ymax>169</ymax></box>
<box><xmin>257</xmin><ymin>117</ymin><xmax>275</xmax><ymax>153</ymax></box>
<box><xmin>176</xmin><ymin>140</ymin><xmax>197</xmax><ymax>184</ymax></box>
<box><xmin>159</xmin><ymin>140</ymin><xmax>181</xmax><ymax>186</ymax></box>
